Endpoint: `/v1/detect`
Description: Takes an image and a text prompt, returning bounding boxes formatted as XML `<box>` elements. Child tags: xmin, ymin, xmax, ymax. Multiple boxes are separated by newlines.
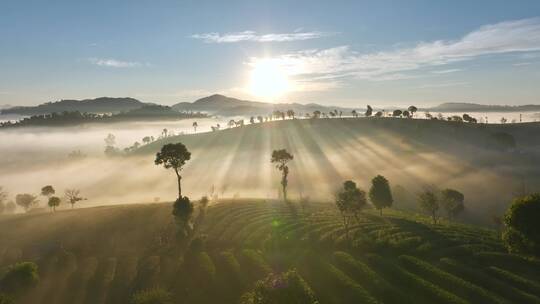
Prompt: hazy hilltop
<box><xmin>427</xmin><ymin>102</ymin><xmax>540</xmax><ymax>112</ymax></box>
<box><xmin>172</xmin><ymin>94</ymin><xmax>354</xmax><ymax>116</ymax></box>
<box><xmin>1</xmin><ymin>97</ymin><xmax>148</xmax><ymax>115</ymax></box>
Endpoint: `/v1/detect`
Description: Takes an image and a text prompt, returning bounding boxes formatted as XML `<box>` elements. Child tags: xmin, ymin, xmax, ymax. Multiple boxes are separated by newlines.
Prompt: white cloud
<box><xmin>246</xmin><ymin>18</ymin><xmax>540</xmax><ymax>90</ymax></box>
<box><xmin>431</xmin><ymin>69</ymin><xmax>462</xmax><ymax>74</ymax></box>
<box><xmin>191</xmin><ymin>30</ymin><xmax>332</xmax><ymax>43</ymax></box>
<box><xmin>88</xmin><ymin>58</ymin><xmax>144</xmax><ymax>68</ymax></box>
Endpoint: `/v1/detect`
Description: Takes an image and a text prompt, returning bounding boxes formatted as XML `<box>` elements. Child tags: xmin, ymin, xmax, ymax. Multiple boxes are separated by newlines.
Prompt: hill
<box><xmin>427</xmin><ymin>102</ymin><xmax>540</xmax><ymax>113</ymax></box>
<box><xmin>1</xmin><ymin>201</ymin><xmax>539</xmax><ymax>303</ymax></box>
<box><xmin>172</xmin><ymin>94</ymin><xmax>355</xmax><ymax>116</ymax></box>
<box><xmin>1</xmin><ymin>97</ymin><xmax>148</xmax><ymax>115</ymax></box>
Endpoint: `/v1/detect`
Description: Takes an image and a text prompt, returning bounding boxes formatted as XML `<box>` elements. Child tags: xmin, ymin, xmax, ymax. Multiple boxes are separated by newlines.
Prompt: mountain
<box><xmin>172</xmin><ymin>94</ymin><xmax>355</xmax><ymax>116</ymax></box>
<box><xmin>1</xmin><ymin>97</ymin><xmax>148</xmax><ymax>115</ymax></box>
<box><xmin>427</xmin><ymin>102</ymin><xmax>540</xmax><ymax>112</ymax></box>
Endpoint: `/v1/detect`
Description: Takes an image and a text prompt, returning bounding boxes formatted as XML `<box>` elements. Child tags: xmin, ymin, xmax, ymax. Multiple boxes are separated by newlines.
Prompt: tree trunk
<box><xmin>175</xmin><ymin>169</ymin><xmax>182</xmax><ymax>199</ymax></box>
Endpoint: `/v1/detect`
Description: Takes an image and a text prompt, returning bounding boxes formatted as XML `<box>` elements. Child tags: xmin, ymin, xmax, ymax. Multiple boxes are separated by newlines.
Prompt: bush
<box><xmin>503</xmin><ymin>194</ymin><xmax>540</xmax><ymax>255</ymax></box>
<box><xmin>0</xmin><ymin>262</ymin><xmax>39</xmax><ymax>296</ymax></box>
<box><xmin>131</xmin><ymin>287</ymin><xmax>173</xmax><ymax>304</ymax></box>
<box><xmin>240</xmin><ymin>269</ymin><xmax>319</xmax><ymax>304</ymax></box>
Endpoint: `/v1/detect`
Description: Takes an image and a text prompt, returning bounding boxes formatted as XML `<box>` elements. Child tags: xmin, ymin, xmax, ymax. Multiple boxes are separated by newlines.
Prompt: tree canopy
<box><xmin>503</xmin><ymin>193</ymin><xmax>540</xmax><ymax>256</ymax></box>
<box><xmin>155</xmin><ymin>143</ymin><xmax>191</xmax><ymax>198</ymax></box>
<box><xmin>440</xmin><ymin>189</ymin><xmax>465</xmax><ymax>220</ymax></box>
<box><xmin>369</xmin><ymin>175</ymin><xmax>393</xmax><ymax>215</ymax></box>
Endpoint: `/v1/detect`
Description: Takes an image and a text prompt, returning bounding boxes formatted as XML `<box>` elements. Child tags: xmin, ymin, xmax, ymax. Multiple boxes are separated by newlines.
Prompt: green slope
<box><xmin>2</xmin><ymin>200</ymin><xmax>539</xmax><ymax>303</ymax></box>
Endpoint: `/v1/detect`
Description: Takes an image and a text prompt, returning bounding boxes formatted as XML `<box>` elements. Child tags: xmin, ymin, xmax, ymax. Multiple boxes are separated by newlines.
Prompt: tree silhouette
<box><xmin>440</xmin><ymin>189</ymin><xmax>465</xmax><ymax>220</ymax></box>
<box><xmin>313</xmin><ymin>110</ymin><xmax>321</xmax><ymax>118</ymax></box>
<box><xmin>41</xmin><ymin>185</ymin><xmax>55</xmax><ymax>198</ymax></box>
<box><xmin>155</xmin><ymin>143</ymin><xmax>191</xmax><ymax>199</ymax></box>
<box><xmin>503</xmin><ymin>193</ymin><xmax>540</xmax><ymax>255</ymax></box>
<box><xmin>351</xmin><ymin>110</ymin><xmax>358</xmax><ymax>118</ymax></box>
<box><xmin>375</xmin><ymin>111</ymin><xmax>383</xmax><ymax>117</ymax></box>
<box><xmin>64</xmin><ymin>189</ymin><xmax>84</xmax><ymax>208</ymax></box>
<box><xmin>335</xmin><ymin>180</ymin><xmax>367</xmax><ymax>240</ymax></box>
<box><xmin>250</xmin><ymin>116</ymin><xmax>255</xmax><ymax>124</ymax></box>
<box><xmin>228</xmin><ymin>119</ymin><xmax>235</xmax><ymax>128</ymax></box>
<box><xmin>257</xmin><ymin>116</ymin><xmax>264</xmax><ymax>123</ymax></box>
<box><xmin>365</xmin><ymin>105</ymin><xmax>373</xmax><ymax>117</ymax></box>
<box><xmin>48</xmin><ymin>196</ymin><xmax>61</xmax><ymax>212</ymax></box>
<box><xmin>408</xmin><ymin>106</ymin><xmax>418</xmax><ymax>117</ymax></box>
<box><xmin>104</xmin><ymin>133</ymin><xmax>116</xmax><ymax>146</ymax></box>
<box><xmin>369</xmin><ymin>175</ymin><xmax>393</xmax><ymax>215</ymax></box>
<box><xmin>419</xmin><ymin>190</ymin><xmax>439</xmax><ymax>224</ymax></box>
<box><xmin>192</xmin><ymin>121</ymin><xmax>198</xmax><ymax>133</ymax></box>
<box><xmin>287</xmin><ymin>109</ymin><xmax>295</xmax><ymax>119</ymax></box>
<box><xmin>271</xmin><ymin>149</ymin><xmax>294</xmax><ymax>201</ymax></box>
<box><xmin>15</xmin><ymin>194</ymin><xmax>38</xmax><ymax>212</ymax></box>
<box><xmin>402</xmin><ymin>110</ymin><xmax>411</xmax><ymax>118</ymax></box>
<box><xmin>142</xmin><ymin>136</ymin><xmax>152</xmax><ymax>145</ymax></box>
<box><xmin>392</xmin><ymin>110</ymin><xmax>402</xmax><ymax>117</ymax></box>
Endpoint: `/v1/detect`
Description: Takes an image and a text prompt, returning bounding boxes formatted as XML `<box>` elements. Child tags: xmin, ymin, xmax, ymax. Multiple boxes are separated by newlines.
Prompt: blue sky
<box><xmin>1</xmin><ymin>0</ymin><xmax>540</xmax><ymax>107</ymax></box>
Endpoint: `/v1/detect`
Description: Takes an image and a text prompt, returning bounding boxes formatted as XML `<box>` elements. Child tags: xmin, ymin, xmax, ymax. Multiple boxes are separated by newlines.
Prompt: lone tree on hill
<box><xmin>271</xmin><ymin>149</ymin><xmax>294</xmax><ymax>201</ymax></box>
<box><xmin>15</xmin><ymin>194</ymin><xmax>38</xmax><ymax>212</ymax></box>
<box><xmin>503</xmin><ymin>193</ymin><xmax>540</xmax><ymax>256</ymax></box>
<box><xmin>440</xmin><ymin>189</ymin><xmax>465</xmax><ymax>220</ymax></box>
<box><xmin>65</xmin><ymin>189</ymin><xmax>84</xmax><ymax>208</ymax></box>
<box><xmin>48</xmin><ymin>196</ymin><xmax>61</xmax><ymax>212</ymax></box>
<box><xmin>41</xmin><ymin>185</ymin><xmax>55</xmax><ymax>198</ymax></box>
<box><xmin>155</xmin><ymin>143</ymin><xmax>191</xmax><ymax>199</ymax></box>
<box><xmin>418</xmin><ymin>190</ymin><xmax>439</xmax><ymax>224</ymax></box>
<box><xmin>335</xmin><ymin>180</ymin><xmax>367</xmax><ymax>240</ymax></box>
<box><xmin>369</xmin><ymin>175</ymin><xmax>393</xmax><ymax>215</ymax></box>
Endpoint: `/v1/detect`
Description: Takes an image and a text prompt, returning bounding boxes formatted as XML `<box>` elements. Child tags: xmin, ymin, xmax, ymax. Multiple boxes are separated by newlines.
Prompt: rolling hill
<box><xmin>1</xmin><ymin>97</ymin><xmax>148</xmax><ymax>115</ymax></box>
<box><xmin>426</xmin><ymin>103</ymin><xmax>540</xmax><ymax>113</ymax></box>
<box><xmin>1</xmin><ymin>200</ymin><xmax>539</xmax><ymax>303</ymax></box>
<box><xmin>172</xmin><ymin>94</ymin><xmax>355</xmax><ymax>116</ymax></box>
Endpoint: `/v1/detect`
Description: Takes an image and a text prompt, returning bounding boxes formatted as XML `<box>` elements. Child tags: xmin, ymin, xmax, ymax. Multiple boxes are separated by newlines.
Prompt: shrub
<box><xmin>240</xmin><ymin>269</ymin><xmax>319</xmax><ymax>304</ymax></box>
<box><xmin>503</xmin><ymin>194</ymin><xmax>540</xmax><ymax>255</ymax></box>
<box><xmin>0</xmin><ymin>262</ymin><xmax>39</xmax><ymax>297</ymax></box>
<box><xmin>131</xmin><ymin>287</ymin><xmax>173</xmax><ymax>304</ymax></box>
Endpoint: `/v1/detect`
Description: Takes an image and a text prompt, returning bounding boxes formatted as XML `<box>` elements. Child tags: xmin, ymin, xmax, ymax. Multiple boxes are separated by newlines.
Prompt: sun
<box><xmin>248</xmin><ymin>59</ymin><xmax>291</xmax><ymax>100</ymax></box>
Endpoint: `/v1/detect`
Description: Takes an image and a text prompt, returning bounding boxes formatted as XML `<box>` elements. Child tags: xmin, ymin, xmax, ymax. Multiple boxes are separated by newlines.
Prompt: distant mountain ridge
<box><xmin>426</xmin><ymin>102</ymin><xmax>540</xmax><ymax>112</ymax></box>
<box><xmin>1</xmin><ymin>97</ymin><xmax>148</xmax><ymax>115</ymax></box>
<box><xmin>172</xmin><ymin>94</ymin><xmax>354</xmax><ymax>116</ymax></box>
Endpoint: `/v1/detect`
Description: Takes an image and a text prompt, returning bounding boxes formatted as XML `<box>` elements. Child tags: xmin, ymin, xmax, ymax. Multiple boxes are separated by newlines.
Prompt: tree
<box><xmin>287</xmin><ymin>109</ymin><xmax>295</xmax><ymax>119</ymax></box>
<box><xmin>15</xmin><ymin>194</ymin><xmax>38</xmax><ymax>212</ymax></box>
<box><xmin>335</xmin><ymin>180</ymin><xmax>367</xmax><ymax>240</ymax></box>
<box><xmin>47</xmin><ymin>196</ymin><xmax>61</xmax><ymax>212</ymax></box>
<box><xmin>418</xmin><ymin>190</ymin><xmax>439</xmax><ymax>224</ymax></box>
<box><xmin>402</xmin><ymin>110</ymin><xmax>411</xmax><ymax>118</ymax></box>
<box><xmin>155</xmin><ymin>143</ymin><xmax>191</xmax><ymax>199</ymax></box>
<box><xmin>0</xmin><ymin>262</ymin><xmax>39</xmax><ymax>297</ymax></box>
<box><xmin>0</xmin><ymin>187</ymin><xmax>7</xmax><ymax>215</ymax></box>
<box><xmin>250</xmin><ymin>116</ymin><xmax>255</xmax><ymax>124</ymax></box>
<box><xmin>228</xmin><ymin>119</ymin><xmax>235</xmax><ymax>128</ymax></box>
<box><xmin>375</xmin><ymin>111</ymin><xmax>383</xmax><ymax>117</ymax></box>
<box><xmin>392</xmin><ymin>110</ymin><xmax>402</xmax><ymax>117</ymax></box>
<box><xmin>351</xmin><ymin>110</ymin><xmax>358</xmax><ymax>118</ymax></box>
<box><xmin>408</xmin><ymin>106</ymin><xmax>418</xmax><ymax>117</ymax></box>
<box><xmin>313</xmin><ymin>110</ymin><xmax>321</xmax><ymax>118</ymax></box>
<box><xmin>365</xmin><ymin>105</ymin><xmax>373</xmax><ymax>117</ymax></box>
<box><xmin>257</xmin><ymin>116</ymin><xmax>264</xmax><ymax>123</ymax></box>
<box><xmin>41</xmin><ymin>185</ymin><xmax>55</xmax><ymax>198</ymax></box>
<box><xmin>192</xmin><ymin>121</ymin><xmax>198</xmax><ymax>133</ymax></box>
<box><xmin>440</xmin><ymin>189</ymin><xmax>465</xmax><ymax>220</ymax></box>
<box><xmin>65</xmin><ymin>189</ymin><xmax>84</xmax><ymax>208</ymax></box>
<box><xmin>271</xmin><ymin>149</ymin><xmax>294</xmax><ymax>202</ymax></box>
<box><xmin>142</xmin><ymin>136</ymin><xmax>152</xmax><ymax>144</ymax></box>
<box><xmin>104</xmin><ymin>133</ymin><xmax>116</xmax><ymax>146</ymax></box>
<box><xmin>503</xmin><ymin>193</ymin><xmax>540</xmax><ymax>255</ymax></box>
<box><xmin>369</xmin><ymin>175</ymin><xmax>393</xmax><ymax>215</ymax></box>
<box><xmin>131</xmin><ymin>287</ymin><xmax>173</xmax><ymax>304</ymax></box>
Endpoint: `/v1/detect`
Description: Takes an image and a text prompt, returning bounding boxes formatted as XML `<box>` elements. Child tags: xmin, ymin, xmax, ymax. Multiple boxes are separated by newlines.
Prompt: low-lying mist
<box><xmin>1</xmin><ymin>117</ymin><xmax>539</xmax><ymax>225</ymax></box>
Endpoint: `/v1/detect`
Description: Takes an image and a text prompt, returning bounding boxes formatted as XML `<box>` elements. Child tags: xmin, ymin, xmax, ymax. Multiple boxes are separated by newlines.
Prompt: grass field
<box><xmin>1</xmin><ymin>199</ymin><xmax>539</xmax><ymax>303</ymax></box>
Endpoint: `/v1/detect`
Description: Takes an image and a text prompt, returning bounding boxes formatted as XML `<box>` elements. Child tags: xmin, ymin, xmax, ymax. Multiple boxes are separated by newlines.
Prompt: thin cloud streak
<box><xmin>246</xmin><ymin>18</ymin><xmax>540</xmax><ymax>90</ymax></box>
<box><xmin>88</xmin><ymin>58</ymin><xmax>144</xmax><ymax>68</ymax></box>
<box><xmin>191</xmin><ymin>30</ymin><xmax>333</xmax><ymax>43</ymax></box>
